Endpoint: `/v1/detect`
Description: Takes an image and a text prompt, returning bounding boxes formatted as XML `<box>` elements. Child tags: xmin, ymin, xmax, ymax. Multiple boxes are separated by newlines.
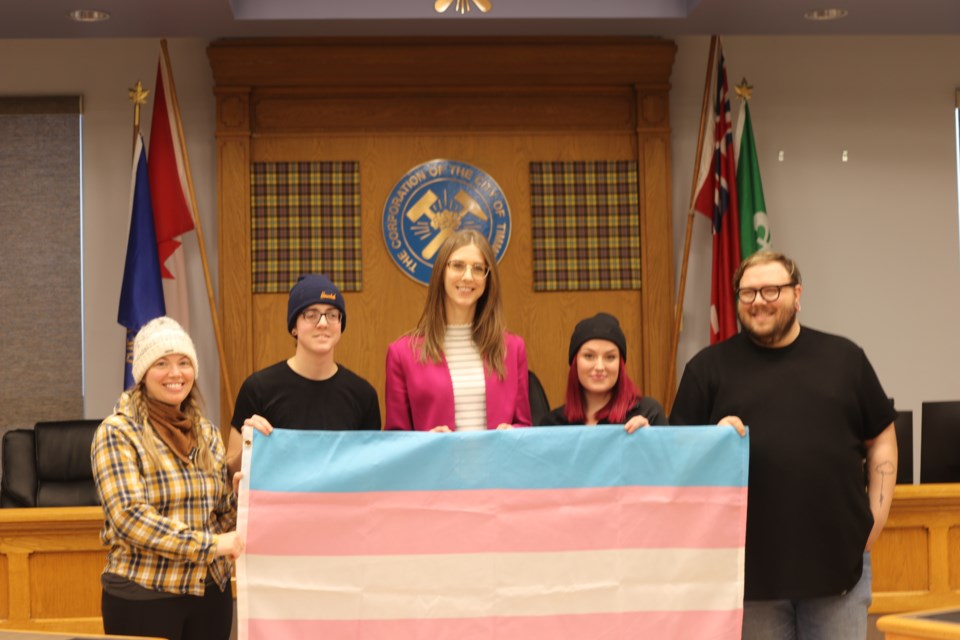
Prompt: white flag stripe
<box><xmin>162</xmin><ymin>241</ymin><xmax>190</xmax><ymax>331</ymax></box>
<box><xmin>245</xmin><ymin>547</ymin><xmax>743</xmax><ymax>621</ymax></box>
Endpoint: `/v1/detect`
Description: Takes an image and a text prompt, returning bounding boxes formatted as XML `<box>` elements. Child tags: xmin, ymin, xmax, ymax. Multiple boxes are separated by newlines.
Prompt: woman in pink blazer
<box><xmin>385</xmin><ymin>230</ymin><xmax>531</xmax><ymax>431</ymax></box>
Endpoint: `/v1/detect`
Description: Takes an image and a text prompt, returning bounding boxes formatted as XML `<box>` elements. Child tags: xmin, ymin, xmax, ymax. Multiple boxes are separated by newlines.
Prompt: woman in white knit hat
<box><xmin>91</xmin><ymin>316</ymin><xmax>242</xmax><ymax>640</ymax></box>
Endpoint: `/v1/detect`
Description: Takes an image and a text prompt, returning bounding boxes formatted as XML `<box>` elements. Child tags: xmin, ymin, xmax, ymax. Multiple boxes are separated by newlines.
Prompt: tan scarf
<box><xmin>146</xmin><ymin>396</ymin><xmax>197</xmax><ymax>464</ymax></box>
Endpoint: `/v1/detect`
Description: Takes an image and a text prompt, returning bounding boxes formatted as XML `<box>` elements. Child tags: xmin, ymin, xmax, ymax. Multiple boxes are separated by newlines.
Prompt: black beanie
<box><xmin>568</xmin><ymin>313</ymin><xmax>627</xmax><ymax>364</ymax></box>
<box><xmin>287</xmin><ymin>274</ymin><xmax>346</xmax><ymax>333</ymax></box>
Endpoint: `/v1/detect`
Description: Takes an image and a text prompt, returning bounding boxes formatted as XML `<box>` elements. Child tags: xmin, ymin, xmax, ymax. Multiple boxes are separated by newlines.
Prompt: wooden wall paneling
<box><xmin>215</xmin><ymin>87</ymin><xmax>252</xmax><ymax>425</ymax></box>
<box><xmin>634</xmin><ymin>86</ymin><xmax>675</xmax><ymax>404</ymax></box>
<box><xmin>251</xmin><ymin>86</ymin><xmax>636</xmax><ymax>134</ymax></box>
<box><xmin>207</xmin><ymin>38</ymin><xmax>678</xmax><ymax>89</ymax></box>
<box><xmin>209</xmin><ymin>38</ymin><xmax>677</xmax><ymax>421</ymax></box>
<box><xmin>250</xmin><ymin>132</ymin><xmax>643</xmax><ymax>415</ymax></box>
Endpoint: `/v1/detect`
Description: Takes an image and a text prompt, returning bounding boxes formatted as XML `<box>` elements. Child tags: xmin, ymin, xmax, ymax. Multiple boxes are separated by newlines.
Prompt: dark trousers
<box><xmin>101</xmin><ymin>581</ymin><xmax>233</xmax><ymax>640</ymax></box>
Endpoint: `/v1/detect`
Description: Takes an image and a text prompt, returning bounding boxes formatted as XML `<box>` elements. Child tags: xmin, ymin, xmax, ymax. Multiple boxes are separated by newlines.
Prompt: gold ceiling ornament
<box><xmin>434</xmin><ymin>0</ymin><xmax>492</xmax><ymax>14</ymax></box>
<box><xmin>734</xmin><ymin>78</ymin><xmax>753</xmax><ymax>101</ymax></box>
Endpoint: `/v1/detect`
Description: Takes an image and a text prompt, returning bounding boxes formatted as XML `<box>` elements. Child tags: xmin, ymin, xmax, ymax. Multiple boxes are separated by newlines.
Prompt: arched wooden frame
<box><xmin>208</xmin><ymin>37</ymin><xmax>677</xmax><ymax>423</ymax></box>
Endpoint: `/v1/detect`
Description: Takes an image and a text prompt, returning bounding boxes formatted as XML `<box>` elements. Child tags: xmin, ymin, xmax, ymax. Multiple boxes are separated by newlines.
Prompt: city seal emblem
<box><xmin>382</xmin><ymin>159</ymin><xmax>511</xmax><ymax>285</ymax></box>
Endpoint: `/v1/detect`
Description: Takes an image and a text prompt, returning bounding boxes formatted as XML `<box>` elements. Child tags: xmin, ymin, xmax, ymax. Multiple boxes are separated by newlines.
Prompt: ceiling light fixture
<box><xmin>435</xmin><ymin>0</ymin><xmax>492</xmax><ymax>14</ymax></box>
<box><xmin>67</xmin><ymin>9</ymin><xmax>111</xmax><ymax>23</ymax></box>
<box><xmin>803</xmin><ymin>8</ymin><xmax>849</xmax><ymax>21</ymax></box>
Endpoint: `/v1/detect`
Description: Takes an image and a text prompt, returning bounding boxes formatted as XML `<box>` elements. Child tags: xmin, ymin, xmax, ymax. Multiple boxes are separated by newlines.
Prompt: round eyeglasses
<box><xmin>446</xmin><ymin>260</ymin><xmax>490</xmax><ymax>279</ymax></box>
<box><xmin>736</xmin><ymin>283</ymin><xmax>796</xmax><ymax>304</ymax></box>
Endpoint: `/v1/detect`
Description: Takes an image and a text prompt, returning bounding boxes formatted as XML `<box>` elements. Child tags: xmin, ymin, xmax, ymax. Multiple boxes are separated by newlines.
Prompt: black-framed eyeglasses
<box><xmin>301</xmin><ymin>308</ymin><xmax>342</xmax><ymax>324</ymax></box>
<box><xmin>736</xmin><ymin>282</ymin><xmax>796</xmax><ymax>304</ymax></box>
<box><xmin>446</xmin><ymin>260</ymin><xmax>490</xmax><ymax>279</ymax></box>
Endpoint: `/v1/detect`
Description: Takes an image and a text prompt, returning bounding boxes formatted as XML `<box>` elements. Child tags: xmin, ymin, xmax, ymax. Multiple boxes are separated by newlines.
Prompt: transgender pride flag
<box><xmin>236</xmin><ymin>426</ymin><xmax>748</xmax><ymax>640</ymax></box>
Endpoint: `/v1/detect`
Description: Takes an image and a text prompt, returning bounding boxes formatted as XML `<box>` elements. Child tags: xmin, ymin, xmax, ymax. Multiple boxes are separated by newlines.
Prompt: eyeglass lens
<box><xmin>303</xmin><ymin>309</ymin><xmax>341</xmax><ymax>323</ymax></box>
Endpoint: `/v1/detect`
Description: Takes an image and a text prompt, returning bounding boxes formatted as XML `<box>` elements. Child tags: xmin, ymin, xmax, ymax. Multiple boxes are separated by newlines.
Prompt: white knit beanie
<box><xmin>132</xmin><ymin>317</ymin><xmax>199</xmax><ymax>385</ymax></box>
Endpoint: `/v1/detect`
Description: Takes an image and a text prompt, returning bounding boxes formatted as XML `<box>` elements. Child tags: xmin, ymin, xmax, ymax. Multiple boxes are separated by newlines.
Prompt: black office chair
<box><xmin>1</xmin><ymin>419</ymin><xmax>102</xmax><ymax>507</ymax></box>
<box><xmin>892</xmin><ymin>409</ymin><xmax>914</xmax><ymax>485</ymax></box>
<box><xmin>1</xmin><ymin>429</ymin><xmax>36</xmax><ymax>507</ymax></box>
<box><xmin>920</xmin><ymin>401</ymin><xmax>960</xmax><ymax>483</ymax></box>
<box><xmin>528</xmin><ymin>370</ymin><xmax>551</xmax><ymax>426</ymax></box>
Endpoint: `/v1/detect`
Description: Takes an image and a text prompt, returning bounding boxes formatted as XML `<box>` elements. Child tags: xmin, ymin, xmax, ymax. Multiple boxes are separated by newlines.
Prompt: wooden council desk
<box><xmin>0</xmin><ymin>486</ymin><xmax>958</xmax><ymax>633</ymax></box>
<box><xmin>0</xmin><ymin>631</ymin><xmax>162</xmax><ymax>640</ymax></box>
<box><xmin>0</xmin><ymin>507</ymin><xmax>105</xmax><ymax>634</ymax></box>
<box><xmin>877</xmin><ymin>607</ymin><xmax>960</xmax><ymax>639</ymax></box>
<box><xmin>870</xmin><ymin>484</ymin><xmax>960</xmax><ymax>615</ymax></box>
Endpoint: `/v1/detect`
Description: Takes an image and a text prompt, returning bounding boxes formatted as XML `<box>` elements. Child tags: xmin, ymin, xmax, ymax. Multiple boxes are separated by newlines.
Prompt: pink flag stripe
<box><xmin>248</xmin><ymin>609</ymin><xmax>743</xmax><ymax>640</ymax></box>
<box><xmin>245</xmin><ymin>485</ymin><xmax>746</xmax><ymax>556</ymax></box>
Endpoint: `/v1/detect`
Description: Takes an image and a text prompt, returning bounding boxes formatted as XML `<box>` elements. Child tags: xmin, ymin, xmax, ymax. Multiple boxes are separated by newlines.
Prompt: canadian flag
<box><xmin>147</xmin><ymin>49</ymin><xmax>196</xmax><ymax>331</ymax></box>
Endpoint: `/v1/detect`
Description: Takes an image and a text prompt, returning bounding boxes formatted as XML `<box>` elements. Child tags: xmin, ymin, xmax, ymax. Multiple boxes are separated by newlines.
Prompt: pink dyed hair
<box><xmin>562</xmin><ymin>355</ymin><xmax>640</xmax><ymax>424</ymax></box>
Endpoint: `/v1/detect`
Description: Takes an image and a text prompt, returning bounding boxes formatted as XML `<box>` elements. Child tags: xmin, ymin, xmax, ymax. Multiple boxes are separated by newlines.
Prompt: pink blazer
<box><xmin>384</xmin><ymin>332</ymin><xmax>532</xmax><ymax>431</ymax></box>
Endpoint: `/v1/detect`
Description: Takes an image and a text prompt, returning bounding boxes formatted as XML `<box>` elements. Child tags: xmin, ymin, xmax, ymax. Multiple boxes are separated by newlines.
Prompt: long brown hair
<box><xmin>411</xmin><ymin>229</ymin><xmax>507</xmax><ymax>378</ymax></box>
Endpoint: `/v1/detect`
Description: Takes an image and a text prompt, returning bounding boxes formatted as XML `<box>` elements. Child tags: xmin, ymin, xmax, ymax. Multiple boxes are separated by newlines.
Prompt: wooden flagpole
<box><xmin>158</xmin><ymin>39</ymin><xmax>236</xmax><ymax>412</ymax></box>
<box><xmin>665</xmin><ymin>35</ymin><xmax>718</xmax><ymax>414</ymax></box>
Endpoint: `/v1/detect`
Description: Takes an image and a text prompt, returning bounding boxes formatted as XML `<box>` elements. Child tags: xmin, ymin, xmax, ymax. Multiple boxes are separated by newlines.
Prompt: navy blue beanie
<box><xmin>287</xmin><ymin>274</ymin><xmax>346</xmax><ymax>333</ymax></box>
<box><xmin>568</xmin><ymin>313</ymin><xmax>627</xmax><ymax>364</ymax></box>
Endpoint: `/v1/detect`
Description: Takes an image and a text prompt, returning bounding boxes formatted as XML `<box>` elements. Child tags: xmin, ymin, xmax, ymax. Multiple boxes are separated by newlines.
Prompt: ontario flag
<box><xmin>693</xmin><ymin>39</ymin><xmax>741</xmax><ymax>344</ymax></box>
<box><xmin>236</xmin><ymin>427</ymin><xmax>749</xmax><ymax>640</ymax></box>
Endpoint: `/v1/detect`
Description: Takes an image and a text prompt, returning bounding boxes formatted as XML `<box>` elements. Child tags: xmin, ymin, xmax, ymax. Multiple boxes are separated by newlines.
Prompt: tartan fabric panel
<box><xmin>251</xmin><ymin>161</ymin><xmax>362</xmax><ymax>293</ymax></box>
<box><xmin>530</xmin><ymin>161</ymin><xmax>642</xmax><ymax>291</ymax></box>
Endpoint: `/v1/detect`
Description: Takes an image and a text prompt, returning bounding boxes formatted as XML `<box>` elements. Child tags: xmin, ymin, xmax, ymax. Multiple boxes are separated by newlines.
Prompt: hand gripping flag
<box><xmin>237</xmin><ymin>426</ymin><xmax>749</xmax><ymax>640</ymax></box>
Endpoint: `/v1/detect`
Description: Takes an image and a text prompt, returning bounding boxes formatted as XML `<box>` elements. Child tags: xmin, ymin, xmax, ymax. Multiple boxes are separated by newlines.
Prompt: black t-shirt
<box><xmin>671</xmin><ymin>327</ymin><xmax>895</xmax><ymax>601</ymax></box>
<box><xmin>231</xmin><ymin>361</ymin><xmax>381</xmax><ymax>432</ymax></box>
<box><xmin>538</xmin><ymin>396</ymin><xmax>669</xmax><ymax>426</ymax></box>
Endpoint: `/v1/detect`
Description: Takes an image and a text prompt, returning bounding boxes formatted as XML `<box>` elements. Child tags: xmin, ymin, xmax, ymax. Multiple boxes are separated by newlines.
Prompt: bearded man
<box><xmin>671</xmin><ymin>250</ymin><xmax>898</xmax><ymax>640</ymax></box>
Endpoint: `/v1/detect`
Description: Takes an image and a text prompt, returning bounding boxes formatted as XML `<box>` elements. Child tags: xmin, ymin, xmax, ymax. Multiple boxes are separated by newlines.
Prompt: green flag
<box><xmin>735</xmin><ymin>101</ymin><xmax>771</xmax><ymax>256</ymax></box>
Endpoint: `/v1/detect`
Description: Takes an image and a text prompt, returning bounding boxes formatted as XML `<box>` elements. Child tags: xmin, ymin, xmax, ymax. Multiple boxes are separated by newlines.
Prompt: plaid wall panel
<box><xmin>251</xmin><ymin>161</ymin><xmax>362</xmax><ymax>293</ymax></box>
<box><xmin>530</xmin><ymin>161</ymin><xmax>641</xmax><ymax>291</ymax></box>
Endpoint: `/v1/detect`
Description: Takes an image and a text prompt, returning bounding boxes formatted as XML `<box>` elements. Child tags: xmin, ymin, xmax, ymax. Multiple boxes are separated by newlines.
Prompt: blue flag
<box><xmin>118</xmin><ymin>133</ymin><xmax>165</xmax><ymax>389</ymax></box>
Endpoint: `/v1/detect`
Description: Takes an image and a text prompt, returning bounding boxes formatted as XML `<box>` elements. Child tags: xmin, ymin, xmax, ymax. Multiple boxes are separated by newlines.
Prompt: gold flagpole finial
<box><xmin>128</xmin><ymin>80</ymin><xmax>150</xmax><ymax>129</ymax></box>
<box><xmin>734</xmin><ymin>78</ymin><xmax>753</xmax><ymax>101</ymax></box>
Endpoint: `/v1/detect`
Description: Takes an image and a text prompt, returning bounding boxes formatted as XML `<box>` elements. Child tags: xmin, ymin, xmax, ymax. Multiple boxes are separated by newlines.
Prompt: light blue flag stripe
<box><xmin>248</xmin><ymin>426</ymin><xmax>749</xmax><ymax>493</ymax></box>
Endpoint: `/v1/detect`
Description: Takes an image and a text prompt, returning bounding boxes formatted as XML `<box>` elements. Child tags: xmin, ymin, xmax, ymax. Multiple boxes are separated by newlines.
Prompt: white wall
<box><xmin>0</xmin><ymin>38</ymin><xmax>220</xmax><ymax>424</ymax></box>
<box><xmin>671</xmin><ymin>36</ymin><xmax>960</xmax><ymax>480</ymax></box>
<box><xmin>2</xmin><ymin>36</ymin><xmax>958</xmax><ymax>477</ymax></box>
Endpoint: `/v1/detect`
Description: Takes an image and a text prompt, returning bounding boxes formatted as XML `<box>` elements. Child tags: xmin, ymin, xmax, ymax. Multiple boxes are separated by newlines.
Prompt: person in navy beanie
<box><xmin>227</xmin><ymin>274</ymin><xmax>380</xmax><ymax>472</ymax></box>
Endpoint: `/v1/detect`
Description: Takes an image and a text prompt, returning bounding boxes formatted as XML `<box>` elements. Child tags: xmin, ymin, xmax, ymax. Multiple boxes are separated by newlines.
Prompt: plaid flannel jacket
<box><xmin>91</xmin><ymin>393</ymin><xmax>236</xmax><ymax>596</ymax></box>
